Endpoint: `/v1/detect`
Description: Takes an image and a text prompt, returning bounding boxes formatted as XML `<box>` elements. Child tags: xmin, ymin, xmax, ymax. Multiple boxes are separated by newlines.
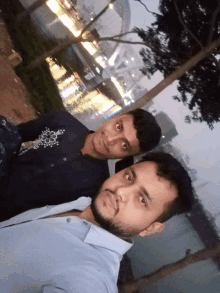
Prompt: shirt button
<box><xmin>67</xmin><ymin>218</ymin><xmax>71</xmax><ymax>223</ymax></box>
<box><xmin>63</xmin><ymin>157</ymin><xmax>67</xmax><ymax>161</ymax></box>
<box><xmin>51</xmin><ymin>164</ymin><xmax>54</xmax><ymax>167</ymax></box>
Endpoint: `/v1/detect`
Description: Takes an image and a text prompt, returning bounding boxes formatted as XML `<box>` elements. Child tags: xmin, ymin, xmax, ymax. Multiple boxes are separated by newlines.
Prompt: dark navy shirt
<box><xmin>0</xmin><ymin>116</ymin><xmax>22</xmax><ymax>177</ymax></box>
<box><xmin>0</xmin><ymin>111</ymin><xmax>109</xmax><ymax>221</ymax></box>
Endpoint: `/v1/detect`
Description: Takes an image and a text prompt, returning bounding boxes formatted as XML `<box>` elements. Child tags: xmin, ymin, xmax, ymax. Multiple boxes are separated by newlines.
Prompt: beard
<box><xmin>91</xmin><ymin>189</ymin><xmax>138</xmax><ymax>239</ymax></box>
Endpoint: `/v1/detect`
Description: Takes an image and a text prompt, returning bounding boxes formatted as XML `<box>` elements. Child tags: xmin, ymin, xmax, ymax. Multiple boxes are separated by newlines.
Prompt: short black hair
<box><xmin>140</xmin><ymin>152</ymin><xmax>195</xmax><ymax>222</ymax></box>
<box><xmin>128</xmin><ymin>109</ymin><xmax>161</xmax><ymax>153</ymax></box>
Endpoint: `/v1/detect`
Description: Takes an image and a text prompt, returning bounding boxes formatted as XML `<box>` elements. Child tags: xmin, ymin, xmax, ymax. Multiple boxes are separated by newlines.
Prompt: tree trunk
<box><xmin>20</xmin><ymin>0</ymin><xmax>116</xmax><ymax>71</ymax></box>
<box><xmin>119</xmin><ymin>241</ymin><xmax>220</xmax><ymax>293</ymax></box>
<box><xmin>120</xmin><ymin>37</ymin><xmax>220</xmax><ymax>114</ymax></box>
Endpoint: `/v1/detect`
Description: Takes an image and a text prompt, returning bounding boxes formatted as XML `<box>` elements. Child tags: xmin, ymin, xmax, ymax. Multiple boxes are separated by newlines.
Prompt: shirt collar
<box><xmin>83</xmin><ymin>221</ymin><xmax>133</xmax><ymax>256</ymax></box>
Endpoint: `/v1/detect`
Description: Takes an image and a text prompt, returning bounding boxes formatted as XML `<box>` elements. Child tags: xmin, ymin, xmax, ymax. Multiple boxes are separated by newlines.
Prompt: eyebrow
<box><xmin>130</xmin><ymin>166</ymin><xmax>152</xmax><ymax>202</ymax></box>
<box><xmin>141</xmin><ymin>186</ymin><xmax>152</xmax><ymax>202</ymax></box>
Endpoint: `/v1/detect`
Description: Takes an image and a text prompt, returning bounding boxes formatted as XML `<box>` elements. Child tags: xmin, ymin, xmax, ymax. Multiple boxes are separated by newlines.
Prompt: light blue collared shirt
<box><xmin>0</xmin><ymin>197</ymin><xmax>133</xmax><ymax>293</ymax></box>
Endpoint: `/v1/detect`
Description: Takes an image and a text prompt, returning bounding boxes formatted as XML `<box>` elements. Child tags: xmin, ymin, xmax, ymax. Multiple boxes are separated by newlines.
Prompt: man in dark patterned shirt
<box><xmin>0</xmin><ymin>109</ymin><xmax>161</xmax><ymax>221</ymax></box>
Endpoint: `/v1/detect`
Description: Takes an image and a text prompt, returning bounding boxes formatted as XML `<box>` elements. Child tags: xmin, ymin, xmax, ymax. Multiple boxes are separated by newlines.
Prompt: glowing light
<box><xmin>46</xmin><ymin>57</ymin><xmax>67</xmax><ymax>80</ymax></box>
<box><xmin>46</xmin><ymin>0</ymin><xmax>98</xmax><ymax>59</ymax></box>
<box><xmin>132</xmin><ymin>74</ymin><xmax>135</xmax><ymax>77</ymax></box>
<box><xmin>82</xmin><ymin>42</ymin><xmax>96</xmax><ymax>55</ymax></box>
<box><xmin>131</xmin><ymin>57</ymin><xmax>134</xmax><ymax>61</ymax></box>
<box><xmin>59</xmin><ymin>14</ymin><xmax>73</xmax><ymax>28</ymax></box>
<box><xmin>126</xmin><ymin>60</ymin><xmax>129</xmax><ymax>64</ymax></box>
<box><xmin>46</xmin><ymin>0</ymin><xmax>60</xmax><ymax>14</ymax></box>
<box><xmin>63</xmin><ymin>0</ymin><xmax>72</xmax><ymax>9</ymax></box>
<box><xmin>46</xmin><ymin>0</ymin><xmax>81</xmax><ymax>37</ymax></box>
<box><xmin>109</xmin><ymin>3</ymin><xmax>114</xmax><ymax>9</ymax></box>
<box><xmin>92</xmin><ymin>94</ymin><xmax>113</xmax><ymax>111</ymax></box>
<box><xmin>123</xmin><ymin>98</ymin><xmax>131</xmax><ymax>106</ymax></box>
<box><xmin>111</xmin><ymin>77</ymin><xmax>125</xmax><ymax>97</ymax></box>
<box><xmin>73</xmin><ymin>30</ymin><xmax>81</xmax><ymax>37</ymax></box>
<box><xmin>108</xmin><ymin>51</ymin><xmax>118</xmax><ymax>66</ymax></box>
<box><xmin>95</xmin><ymin>67</ymin><xmax>100</xmax><ymax>73</ymax></box>
<box><xmin>62</xmin><ymin>84</ymin><xmax>79</xmax><ymax>98</ymax></box>
<box><xmin>122</xmin><ymin>88</ymin><xmax>134</xmax><ymax>106</ymax></box>
<box><xmin>95</xmin><ymin>56</ymin><xmax>106</xmax><ymax>68</ymax></box>
<box><xmin>109</xmin><ymin>105</ymin><xmax>122</xmax><ymax>114</ymax></box>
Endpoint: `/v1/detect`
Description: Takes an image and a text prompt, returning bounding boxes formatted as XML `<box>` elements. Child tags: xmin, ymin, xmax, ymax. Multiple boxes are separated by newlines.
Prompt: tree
<box><xmin>119</xmin><ymin>240</ymin><xmax>220</xmax><ymax>293</ymax></box>
<box><xmin>13</xmin><ymin>0</ymin><xmax>220</xmax><ymax>125</ymax></box>
<box><xmin>188</xmin><ymin>168</ymin><xmax>198</xmax><ymax>182</ymax></box>
<box><xmin>134</xmin><ymin>0</ymin><xmax>220</xmax><ymax>129</ymax></box>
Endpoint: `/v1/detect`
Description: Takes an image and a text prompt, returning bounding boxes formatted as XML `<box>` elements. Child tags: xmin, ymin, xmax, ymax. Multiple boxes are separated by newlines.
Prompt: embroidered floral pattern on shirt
<box><xmin>19</xmin><ymin>127</ymin><xmax>65</xmax><ymax>155</ymax></box>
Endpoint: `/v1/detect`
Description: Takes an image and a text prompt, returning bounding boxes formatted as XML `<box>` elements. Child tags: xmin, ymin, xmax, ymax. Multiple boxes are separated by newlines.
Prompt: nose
<box><xmin>106</xmin><ymin>133</ymin><xmax>122</xmax><ymax>146</ymax></box>
<box><xmin>114</xmin><ymin>185</ymin><xmax>129</xmax><ymax>203</ymax></box>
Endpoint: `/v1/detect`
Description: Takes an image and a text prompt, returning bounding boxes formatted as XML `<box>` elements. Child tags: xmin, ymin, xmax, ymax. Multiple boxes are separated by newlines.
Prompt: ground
<box><xmin>0</xmin><ymin>16</ymin><xmax>36</xmax><ymax>125</ymax></box>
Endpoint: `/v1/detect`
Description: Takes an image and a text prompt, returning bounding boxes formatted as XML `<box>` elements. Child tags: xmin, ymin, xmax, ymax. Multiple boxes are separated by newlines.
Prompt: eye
<box><xmin>116</xmin><ymin>122</ymin><xmax>121</xmax><ymax>131</ymax></box>
<box><xmin>125</xmin><ymin>172</ymin><xmax>133</xmax><ymax>183</ymax></box>
<box><xmin>122</xmin><ymin>142</ymin><xmax>128</xmax><ymax>150</ymax></box>
<box><xmin>140</xmin><ymin>196</ymin><xmax>146</xmax><ymax>205</ymax></box>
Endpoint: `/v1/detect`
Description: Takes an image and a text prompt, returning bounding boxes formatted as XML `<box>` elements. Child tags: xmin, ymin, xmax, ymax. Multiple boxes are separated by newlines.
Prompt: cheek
<box><xmin>119</xmin><ymin>206</ymin><xmax>144</xmax><ymax>224</ymax></box>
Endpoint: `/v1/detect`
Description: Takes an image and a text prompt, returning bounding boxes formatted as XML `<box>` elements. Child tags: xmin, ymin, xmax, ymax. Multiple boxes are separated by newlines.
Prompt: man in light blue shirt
<box><xmin>0</xmin><ymin>153</ymin><xmax>194</xmax><ymax>293</ymax></box>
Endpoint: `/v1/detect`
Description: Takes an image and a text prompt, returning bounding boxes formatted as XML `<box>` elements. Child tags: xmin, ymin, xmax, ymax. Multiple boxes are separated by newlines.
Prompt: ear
<box><xmin>138</xmin><ymin>222</ymin><xmax>164</xmax><ymax>237</ymax></box>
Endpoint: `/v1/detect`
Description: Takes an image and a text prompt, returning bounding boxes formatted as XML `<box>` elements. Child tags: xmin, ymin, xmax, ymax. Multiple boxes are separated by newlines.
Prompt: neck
<box><xmin>81</xmin><ymin>132</ymin><xmax>95</xmax><ymax>157</ymax></box>
<box><xmin>79</xmin><ymin>206</ymin><xmax>100</xmax><ymax>227</ymax></box>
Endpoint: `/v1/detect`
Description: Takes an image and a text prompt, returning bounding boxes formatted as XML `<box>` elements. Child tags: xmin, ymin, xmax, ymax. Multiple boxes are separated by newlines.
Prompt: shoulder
<box><xmin>45</xmin><ymin>110</ymin><xmax>88</xmax><ymax>130</ymax></box>
<box><xmin>59</xmin><ymin>267</ymin><xmax>116</xmax><ymax>293</ymax></box>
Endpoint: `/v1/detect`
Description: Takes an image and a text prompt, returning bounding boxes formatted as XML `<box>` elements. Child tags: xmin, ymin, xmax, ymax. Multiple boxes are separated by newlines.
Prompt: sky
<box><xmin>128</xmin><ymin>0</ymin><xmax>220</xmax><ymax>217</ymax></box>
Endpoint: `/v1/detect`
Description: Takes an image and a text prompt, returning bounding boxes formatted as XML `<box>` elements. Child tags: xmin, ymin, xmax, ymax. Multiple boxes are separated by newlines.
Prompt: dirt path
<box><xmin>0</xmin><ymin>17</ymin><xmax>36</xmax><ymax>125</ymax></box>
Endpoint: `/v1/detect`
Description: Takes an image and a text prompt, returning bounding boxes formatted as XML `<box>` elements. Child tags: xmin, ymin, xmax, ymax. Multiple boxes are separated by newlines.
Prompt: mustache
<box><xmin>106</xmin><ymin>189</ymin><xmax>120</xmax><ymax>214</ymax></box>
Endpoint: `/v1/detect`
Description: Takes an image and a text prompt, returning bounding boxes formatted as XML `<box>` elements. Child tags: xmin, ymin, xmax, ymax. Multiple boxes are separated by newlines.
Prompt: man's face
<box><xmin>91</xmin><ymin>114</ymin><xmax>140</xmax><ymax>159</ymax></box>
<box><xmin>91</xmin><ymin>161</ymin><xmax>178</xmax><ymax>238</ymax></box>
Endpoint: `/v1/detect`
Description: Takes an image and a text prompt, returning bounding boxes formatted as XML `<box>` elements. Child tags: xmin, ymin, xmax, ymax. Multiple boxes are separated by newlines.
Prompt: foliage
<box><xmin>134</xmin><ymin>0</ymin><xmax>220</xmax><ymax>129</ymax></box>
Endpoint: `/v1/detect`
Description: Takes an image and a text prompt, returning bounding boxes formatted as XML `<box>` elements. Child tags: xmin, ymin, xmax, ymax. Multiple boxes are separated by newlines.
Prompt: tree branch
<box><xmin>206</xmin><ymin>0</ymin><xmax>220</xmax><ymax>45</ymax></box>
<box><xmin>134</xmin><ymin>0</ymin><xmax>159</xmax><ymax>16</ymax></box>
<box><xmin>173</xmin><ymin>0</ymin><xmax>220</xmax><ymax>82</ymax></box>
<box><xmin>81</xmin><ymin>0</ymin><xmax>116</xmax><ymax>35</ymax></box>
<box><xmin>98</xmin><ymin>37</ymin><xmax>147</xmax><ymax>46</ymax></box>
<box><xmin>99</xmin><ymin>31</ymin><xmax>137</xmax><ymax>39</ymax></box>
<box><xmin>119</xmin><ymin>241</ymin><xmax>220</xmax><ymax>293</ymax></box>
<box><xmin>173</xmin><ymin>0</ymin><xmax>203</xmax><ymax>49</ymax></box>
<box><xmin>118</xmin><ymin>37</ymin><xmax>220</xmax><ymax>113</ymax></box>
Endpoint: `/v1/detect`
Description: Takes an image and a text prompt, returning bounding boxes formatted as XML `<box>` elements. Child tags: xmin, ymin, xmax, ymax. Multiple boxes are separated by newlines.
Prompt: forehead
<box><xmin>132</xmin><ymin>161</ymin><xmax>178</xmax><ymax>205</ymax></box>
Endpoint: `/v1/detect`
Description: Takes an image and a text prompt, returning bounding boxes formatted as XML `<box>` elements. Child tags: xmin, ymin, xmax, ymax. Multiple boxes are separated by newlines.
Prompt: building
<box><xmin>154</xmin><ymin>112</ymin><xmax>178</xmax><ymax>145</ymax></box>
<box><xmin>76</xmin><ymin>0</ymin><xmax>131</xmax><ymax>60</ymax></box>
